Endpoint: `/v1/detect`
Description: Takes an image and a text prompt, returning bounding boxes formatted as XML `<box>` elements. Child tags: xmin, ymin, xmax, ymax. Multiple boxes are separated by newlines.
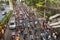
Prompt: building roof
<box><xmin>49</xmin><ymin>14</ymin><xmax>60</xmax><ymax>20</ymax></box>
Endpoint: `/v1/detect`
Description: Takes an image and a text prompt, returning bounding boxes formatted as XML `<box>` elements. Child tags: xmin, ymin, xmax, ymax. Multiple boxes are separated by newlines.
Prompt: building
<box><xmin>49</xmin><ymin>14</ymin><xmax>60</xmax><ymax>28</ymax></box>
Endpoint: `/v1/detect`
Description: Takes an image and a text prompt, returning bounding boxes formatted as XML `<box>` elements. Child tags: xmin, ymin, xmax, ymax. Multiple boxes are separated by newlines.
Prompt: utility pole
<box><xmin>44</xmin><ymin>0</ymin><xmax>46</xmax><ymax>19</ymax></box>
<box><xmin>9</xmin><ymin>0</ymin><xmax>13</xmax><ymax>10</ymax></box>
<box><xmin>44</xmin><ymin>0</ymin><xmax>47</xmax><ymax>40</ymax></box>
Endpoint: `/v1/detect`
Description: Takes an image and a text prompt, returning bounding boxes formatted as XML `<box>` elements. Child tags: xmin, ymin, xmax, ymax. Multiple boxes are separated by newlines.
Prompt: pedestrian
<box><xmin>15</xmin><ymin>34</ymin><xmax>20</xmax><ymax>40</ymax></box>
<box><xmin>23</xmin><ymin>28</ymin><xmax>28</xmax><ymax>40</ymax></box>
<box><xmin>17</xmin><ymin>29</ymin><xmax>21</xmax><ymax>35</ymax></box>
<box><xmin>20</xmin><ymin>26</ymin><xmax>24</xmax><ymax>35</ymax></box>
<box><xmin>4</xmin><ymin>24</ymin><xmax>7</xmax><ymax>32</ymax></box>
<box><xmin>30</xmin><ymin>34</ymin><xmax>34</xmax><ymax>40</ymax></box>
<box><xmin>2</xmin><ymin>28</ymin><xmax>5</xmax><ymax>40</ymax></box>
<box><xmin>16</xmin><ymin>27</ymin><xmax>19</xmax><ymax>31</ymax></box>
<box><xmin>0</xmin><ymin>30</ymin><xmax>2</xmax><ymax>39</ymax></box>
<box><xmin>34</xmin><ymin>32</ymin><xmax>39</xmax><ymax>40</ymax></box>
<box><xmin>43</xmin><ymin>21</ymin><xmax>47</xmax><ymax>28</ymax></box>
<box><xmin>0</xmin><ymin>27</ymin><xmax>2</xmax><ymax>39</ymax></box>
<box><xmin>46</xmin><ymin>29</ymin><xmax>51</xmax><ymax>40</ymax></box>
<box><xmin>29</xmin><ymin>30</ymin><xmax>32</xmax><ymax>35</ymax></box>
<box><xmin>52</xmin><ymin>32</ymin><xmax>57</xmax><ymax>40</ymax></box>
<box><xmin>41</xmin><ymin>33</ymin><xmax>46</xmax><ymax>40</ymax></box>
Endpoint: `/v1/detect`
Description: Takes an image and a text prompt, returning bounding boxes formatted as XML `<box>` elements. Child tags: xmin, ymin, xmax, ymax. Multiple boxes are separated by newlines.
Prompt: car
<box><xmin>0</xmin><ymin>5</ymin><xmax>5</xmax><ymax>11</ymax></box>
<box><xmin>2</xmin><ymin>12</ymin><xmax>7</xmax><ymax>15</ymax></box>
<box><xmin>9</xmin><ymin>20</ymin><xmax>16</xmax><ymax>29</ymax></box>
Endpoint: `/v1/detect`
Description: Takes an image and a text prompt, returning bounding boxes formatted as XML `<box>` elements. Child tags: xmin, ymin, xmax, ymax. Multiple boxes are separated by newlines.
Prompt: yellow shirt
<box><xmin>15</xmin><ymin>36</ymin><xmax>20</xmax><ymax>40</ymax></box>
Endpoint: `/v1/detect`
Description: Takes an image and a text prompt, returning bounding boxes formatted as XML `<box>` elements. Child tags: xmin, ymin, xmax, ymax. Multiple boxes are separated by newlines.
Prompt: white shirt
<box><xmin>35</xmin><ymin>21</ymin><xmax>38</xmax><ymax>24</ymax></box>
<box><xmin>30</xmin><ymin>35</ymin><xmax>34</xmax><ymax>39</ymax></box>
<box><xmin>11</xmin><ymin>32</ymin><xmax>15</xmax><ymax>35</ymax></box>
<box><xmin>20</xmin><ymin>20</ymin><xmax>22</xmax><ymax>23</ymax></box>
<box><xmin>2</xmin><ymin>29</ymin><xmax>4</xmax><ymax>34</ymax></box>
<box><xmin>20</xmin><ymin>11</ymin><xmax>23</xmax><ymax>14</ymax></box>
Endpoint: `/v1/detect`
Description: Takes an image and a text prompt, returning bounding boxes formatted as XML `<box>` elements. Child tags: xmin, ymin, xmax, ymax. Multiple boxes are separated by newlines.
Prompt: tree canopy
<box><xmin>25</xmin><ymin>0</ymin><xmax>60</xmax><ymax>17</ymax></box>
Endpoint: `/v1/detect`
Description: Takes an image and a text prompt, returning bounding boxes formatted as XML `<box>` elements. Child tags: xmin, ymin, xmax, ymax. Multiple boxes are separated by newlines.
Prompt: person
<box><xmin>41</xmin><ymin>33</ymin><xmax>46</xmax><ymax>40</ymax></box>
<box><xmin>11</xmin><ymin>32</ymin><xmax>15</xmax><ymax>40</ymax></box>
<box><xmin>52</xmin><ymin>32</ymin><xmax>57</xmax><ymax>40</ymax></box>
<box><xmin>20</xmin><ymin>26</ymin><xmax>24</xmax><ymax>35</ymax></box>
<box><xmin>2</xmin><ymin>28</ymin><xmax>4</xmax><ymax>34</ymax></box>
<box><xmin>0</xmin><ymin>30</ymin><xmax>2</xmax><ymax>39</ymax></box>
<box><xmin>30</xmin><ymin>34</ymin><xmax>34</xmax><ymax>40</ymax></box>
<box><xmin>15</xmin><ymin>34</ymin><xmax>20</xmax><ymax>40</ymax></box>
<box><xmin>0</xmin><ymin>27</ymin><xmax>2</xmax><ymax>39</ymax></box>
<box><xmin>48</xmin><ymin>35</ymin><xmax>51</xmax><ymax>40</ymax></box>
<box><xmin>46</xmin><ymin>29</ymin><xmax>51</xmax><ymax>40</ymax></box>
<box><xmin>17</xmin><ymin>29</ymin><xmax>21</xmax><ymax>34</ymax></box>
<box><xmin>4</xmin><ymin>24</ymin><xmax>7</xmax><ymax>32</ymax></box>
<box><xmin>2</xmin><ymin>28</ymin><xmax>4</xmax><ymax>40</ymax></box>
<box><xmin>29</xmin><ymin>27</ymin><xmax>33</xmax><ymax>35</ymax></box>
<box><xmin>23</xmin><ymin>28</ymin><xmax>28</xmax><ymax>40</ymax></box>
<box><xmin>16</xmin><ymin>27</ymin><xmax>19</xmax><ymax>31</ymax></box>
<box><xmin>35</xmin><ymin>32</ymin><xmax>39</xmax><ymax>40</ymax></box>
<box><xmin>55</xmin><ymin>31</ymin><xmax>59</xmax><ymax>40</ymax></box>
<box><xmin>43</xmin><ymin>21</ymin><xmax>47</xmax><ymax>29</ymax></box>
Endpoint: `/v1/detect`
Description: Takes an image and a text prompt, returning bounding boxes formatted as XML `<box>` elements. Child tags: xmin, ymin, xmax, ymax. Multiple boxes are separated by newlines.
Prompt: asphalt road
<box><xmin>0</xmin><ymin>10</ymin><xmax>4</xmax><ymax>21</ymax></box>
<box><xmin>0</xmin><ymin>5</ymin><xmax>10</xmax><ymax>21</ymax></box>
<box><xmin>4</xmin><ymin>4</ymin><xmax>60</xmax><ymax>40</ymax></box>
<box><xmin>4</xmin><ymin>3</ymin><xmax>42</xmax><ymax>40</ymax></box>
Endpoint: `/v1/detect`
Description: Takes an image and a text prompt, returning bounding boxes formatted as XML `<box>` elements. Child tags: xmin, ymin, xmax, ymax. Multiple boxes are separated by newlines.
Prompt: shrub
<box><xmin>0</xmin><ymin>10</ymin><xmax>13</xmax><ymax>26</ymax></box>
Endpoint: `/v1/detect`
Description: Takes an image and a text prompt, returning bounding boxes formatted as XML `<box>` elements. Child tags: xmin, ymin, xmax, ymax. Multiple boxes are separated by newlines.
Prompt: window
<box><xmin>10</xmin><ymin>23</ymin><xmax>14</xmax><ymax>25</ymax></box>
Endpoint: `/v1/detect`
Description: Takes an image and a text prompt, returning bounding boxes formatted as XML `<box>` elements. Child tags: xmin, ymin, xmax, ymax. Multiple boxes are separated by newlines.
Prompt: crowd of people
<box><xmin>0</xmin><ymin>4</ymin><xmax>60</xmax><ymax>40</ymax></box>
<box><xmin>0</xmin><ymin>24</ymin><xmax>7</xmax><ymax>40</ymax></box>
<box><xmin>10</xmin><ymin>5</ymin><xmax>60</xmax><ymax>40</ymax></box>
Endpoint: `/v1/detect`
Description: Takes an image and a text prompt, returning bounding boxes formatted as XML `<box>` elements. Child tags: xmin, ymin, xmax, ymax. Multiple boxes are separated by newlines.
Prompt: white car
<box><xmin>9</xmin><ymin>20</ymin><xmax>16</xmax><ymax>29</ymax></box>
<box><xmin>2</xmin><ymin>11</ymin><xmax>7</xmax><ymax>15</ymax></box>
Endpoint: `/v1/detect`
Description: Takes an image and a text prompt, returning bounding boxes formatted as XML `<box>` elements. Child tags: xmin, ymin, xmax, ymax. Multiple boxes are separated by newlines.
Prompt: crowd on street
<box><xmin>0</xmin><ymin>4</ymin><xmax>60</xmax><ymax>40</ymax></box>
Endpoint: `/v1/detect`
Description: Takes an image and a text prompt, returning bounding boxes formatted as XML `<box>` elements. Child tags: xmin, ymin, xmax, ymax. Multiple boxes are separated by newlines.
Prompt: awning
<box><xmin>52</xmin><ymin>25</ymin><xmax>60</xmax><ymax>28</ymax></box>
<box><xmin>49</xmin><ymin>14</ymin><xmax>60</xmax><ymax>20</ymax></box>
<box><xmin>49</xmin><ymin>21</ymin><xmax>60</xmax><ymax>26</ymax></box>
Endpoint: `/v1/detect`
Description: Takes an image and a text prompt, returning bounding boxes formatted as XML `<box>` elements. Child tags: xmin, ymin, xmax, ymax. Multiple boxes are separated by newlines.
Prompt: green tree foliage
<box><xmin>0</xmin><ymin>10</ymin><xmax>13</xmax><ymax>26</ymax></box>
<box><xmin>25</xmin><ymin>0</ymin><xmax>44</xmax><ymax>6</ymax></box>
<box><xmin>25</xmin><ymin>0</ymin><xmax>59</xmax><ymax>17</ymax></box>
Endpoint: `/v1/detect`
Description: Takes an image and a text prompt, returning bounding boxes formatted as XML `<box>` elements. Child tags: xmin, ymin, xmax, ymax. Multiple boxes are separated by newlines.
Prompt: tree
<box><xmin>25</xmin><ymin>0</ymin><xmax>60</xmax><ymax>17</ymax></box>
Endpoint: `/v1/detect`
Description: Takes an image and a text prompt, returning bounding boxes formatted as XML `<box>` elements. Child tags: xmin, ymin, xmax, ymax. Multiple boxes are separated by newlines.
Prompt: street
<box><xmin>0</xmin><ymin>5</ymin><xmax>10</xmax><ymax>21</ymax></box>
<box><xmin>0</xmin><ymin>3</ymin><xmax>60</xmax><ymax>40</ymax></box>
<box><xmin>4</xmin><ymin>4</ymin><xmax>41</xmax><ymax>40</ymax></box>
